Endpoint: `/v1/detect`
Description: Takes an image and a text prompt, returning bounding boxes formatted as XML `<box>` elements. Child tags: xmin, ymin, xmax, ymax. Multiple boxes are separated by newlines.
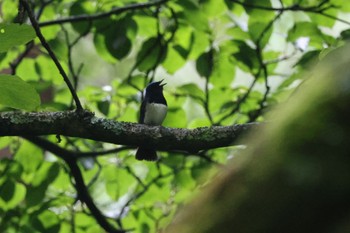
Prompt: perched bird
<box><xmin>136</xmin><ymin>80</ymin><xmax>167</xmax><ymax>161</ymax></box>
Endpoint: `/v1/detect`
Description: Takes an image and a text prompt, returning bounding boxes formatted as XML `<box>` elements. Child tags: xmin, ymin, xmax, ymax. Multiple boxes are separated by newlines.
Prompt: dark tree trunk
<box><xmin>166</xmin><ymin>43</ymin><xmax>350</xmax><ymax>233</ymax></box>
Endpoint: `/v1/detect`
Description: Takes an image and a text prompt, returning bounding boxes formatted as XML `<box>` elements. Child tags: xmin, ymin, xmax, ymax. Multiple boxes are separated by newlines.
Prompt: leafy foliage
<box><xmin>0</xmin><ymin>74</ymin><xmax>40</xmax><ymax>110</ymax></box>
<box><xmin>0</xmin><ymin>0</ymin><xmax>350</xmax><ymax>232</ymax></box>
<box><xmin>0</xmin><ymin>23</ymin><xmax>36</xmax><ymax>53</ymax></box>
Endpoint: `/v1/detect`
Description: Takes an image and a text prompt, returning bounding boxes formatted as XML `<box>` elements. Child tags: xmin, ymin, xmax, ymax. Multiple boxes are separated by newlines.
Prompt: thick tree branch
<box><xmin>0</xmin><ymin>111</ymin><xmax>258</xmax><ymax>152</ymax></box>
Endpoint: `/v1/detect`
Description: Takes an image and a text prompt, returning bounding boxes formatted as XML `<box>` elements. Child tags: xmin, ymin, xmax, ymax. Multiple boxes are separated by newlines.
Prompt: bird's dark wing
<box><xmin>139</xmin><ymin>98</ymin><xmax>147</xmax><ymax>124</ymax></box>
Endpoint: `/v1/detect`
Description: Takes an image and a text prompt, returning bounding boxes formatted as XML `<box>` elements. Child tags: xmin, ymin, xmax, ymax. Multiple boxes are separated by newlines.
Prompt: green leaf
<box><xmin>227</xmin><ymin>26</ymin><xmax>250</xmax><ymax>41</ymax></box>
<box><xmin>308</xmin><ymin>9</ymin><xmax>337</xmax><ymax>28</ymax></box>
<box><xmin>107</xmin><ymin>32</ymin><xmax>132</xmax><ymax>60</ymax></box>
<box><xmin>15</xmin><ymin>141</ymin><xmax>43</xmax><ymax>179</ymax></box>
<box><xmin>0</xmin><ymin>159</ymin><xmax>23</xmax><ymax>181</ymax></box>
<box><xmin>140</xmin><ymin>222</ymin><xmax>151</xmax><ymax>233</ymax></box>
<box><xmin>39</xmin><ymin>5</ymin><xmax>61</xmax><ymax>41</ymax></box>
<box><xmin>162</xmin><ymin>45</ymin><xmax>186</xmax><ymax>74</ymax></box>
<box><xmin>94</xmin><ymin>32</ymin><xmax>118</xmax><ymax>63</ymax></box>
<box><xmin>287</xmin><ymin>22</ymin><xmax>320</xmax><ymax>40</ymax></box>
<box><xmin>136</xmin><ymin>37</ymin><xmax>167</xmax><ymax>71</ymax></box>
<box><xmin>191</xmin><ymin>162</ymin><xmax>212</xmax><ymax>180</ymax></box>
<box><xmin>0</xmin><ymin>179</ymin><xmax>26</xmax><ymax>210</ymax></box>
<box><xmin>75</xmin><ymin>212</ymin><xmax>97</xmax><ymax>227</ymax></box>
<box><xmin>163</xmin><ymin>107</ymin><xmax>187</xmax><ymax>128</ymax></box>
<box><xmin>183</xmin><ymin>97</ymin><xmax>206</xmax><ymax>125</ymax></box>
<box><xmin>189</xmin><ymin>30</ymin><xmax>210</xmax><ymax>59</ymax></box>
<box><xmin>104</xmin><ymin>18</ymin><xmax>136</xmax><ymax>60</ymax></box>
<box><xmin>102</xmin><ymin>165</ymin><xmax>136</xmax><ymax>199</ymax></box>
<box><xmin>51</xmin><ymin>169</ymin><xmax>72</xmax><ymax>191</ymax></box>
<box><xmin>119</xmin><ymin>103</ymin><xmax>138</xmax><ymax>123</ymax></box>
<box><xmin>0</xmin><ymin>23</ymin><xmax>36</xmax><ymax>53</ymax></box>
<box><xmin>136</xmin><ymin>182</ymin><xmax>170</xmax><ymax>204</ymax></box>
<box><xmin>26</xmin><ymin>182</ymin><xmax>48</xmax><ymax>207</ymax></box>
<box><xmin>340</xmin><ymin>29</ymin><xmax>350</xmax><ymax>40</ymax></box>
<box><xmin>94</xmin><ymin>16</ymin><xmax>137</xmax><ymax>61</ymax></box>
<box><xmin>1</xmin><ymin>1</ymin><xmax>18</xmax><ymax>22</ymax></box>
<box><xmin>232</xmin><ymin>40</ymin><xmax>259</xmax><ymax>71</ymax></box>
<box><xmin>0</xmin><ymin>137</ymin><xmax>11</xmax><ymax>149</ymax></box>
<box><xmin>294</xmin><ymin>50</ymin><xmax>320</xmax><ymax>68</ymax></box>
<box><xmin>211</xmin><ymin>42</ymin><xmax>236</xmax><ymax>88</ymax></box>
<box><xmin>201</xmin><ymin>0</ymin><xmax>227</xmax><ymax>17</ymax></box>
<box><xmin>177</xmin><ymin>0</ymin><xmax>209</xmax><ymax>32</ymax></box>
<box><xmin>31</xmin><ymin>210</ymin><xmax>60</xmax><ymax>233</ymax></box>
<box><xmin>334</xmin><ymin>0</ymin><xmax>350</xmax><ymax>11</ymax></box>
<box><xmin>165</xmin><ymin>92</ymin><xmax>186</xmax><ymax>110</ymax></box>
<box><xmin>97</xmin><ymin>99</ymin><xmax>110</xmax><ymax>116</ymax></box>
<box><xmin>209</xmin><ymin>87</ymin><xmax>237</xmax><ymax>117</ymax></box>
<box><xmin>162</xmin><ymin>153</ymin><xmax>186</xmax><ymax>169</ymax></box>
<box><xmin>178</xmin><ymin>83</ymin><xmax>204</xmax><ymax>100</ymax></box>
<box><xmin>38</xmin><ymin>210</ymin><xmax>60</xmax><ymax>231</ymax></box>
<box><xmin>0</xmin><ymin>179</ymin><xmax>15</xmax><ymax>202</ymax></box>
<box><xmin>243</xmin><ymin>0</ymin><xmax>272</xmax><ymax>14</ymax></box>
<box><xmin>172</xmin><ymin>25</ymin><xmax>194</xmax><ymax>58</ymax></box>
<box><xmin>173</xmin><ymin>170</ymin><xmax>196</xmax><ymax>201</ymax></box>
<box><xmin>35</xmin><ymin>55</ymin><xmax>66</xmax><ymax>85</ymax></box>
<box><xmin>133</xmin><ymin>15</ymin><xmax>157</xmax><ymax>37</ymax></box>
<box><xmin>277</xmin><ymin>72</ymin><xmax>302</xmax><ymax>90</ymax></box>
<box><xmin>188</xmin><ymin>117</ymin><xmax>211</xmax><ymax>128</ymax></box>
<box><xmin>69</xmin><ymin>1</ymin><xmax>95</xmax><ymax>34</ymax></box>
<box><xmin>248</xmin><ymin>22</ymin><xmax>273</xmax><ymax>48</ymax></box>
<box><xmin>196</xmin><ymin>51</ymin><xmax>213</xmax><ymax>78</ymax></box>
<box><xmin>16</xmin><ymin>58</ymin><xmax>40</xmax><ymax>81</ymax></box>
<box><xmin>0</xmin><ymin>75</ymin><xmax>41</xmax><ymax>110</ymax></box>
<box><xmin>32</xmin><ymin>162</ymin><xmax>60</xmax><ymax>187</ymax></box>
<box><xmin>287</xmin><ymin>22</ymin><xmax>324</xmax><ymax>49</ymax></box>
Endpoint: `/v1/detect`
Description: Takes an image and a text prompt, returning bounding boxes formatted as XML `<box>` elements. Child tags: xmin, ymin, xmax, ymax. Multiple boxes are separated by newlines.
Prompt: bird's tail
<box><xmin>136</xmin><ymin>147</ymin><xmax>158</xmax><ymax>161</ymax></box>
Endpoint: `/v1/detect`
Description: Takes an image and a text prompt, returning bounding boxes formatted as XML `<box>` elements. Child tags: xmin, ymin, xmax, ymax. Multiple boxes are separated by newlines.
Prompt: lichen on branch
<box><xmin>0</xmin><ymin>110</ymin><xmax>259</xmax><ymax>151</ymax></box>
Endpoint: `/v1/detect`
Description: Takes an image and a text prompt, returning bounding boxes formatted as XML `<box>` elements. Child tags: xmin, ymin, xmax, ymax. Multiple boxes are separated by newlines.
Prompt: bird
<box><xmin>136</xmin><ymin>80</ymin><xmax>167</xmax><ymax>161</ymax></box>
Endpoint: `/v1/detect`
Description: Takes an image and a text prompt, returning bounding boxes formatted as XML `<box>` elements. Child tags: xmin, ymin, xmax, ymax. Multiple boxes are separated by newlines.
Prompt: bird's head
<box><xmin>146</xmin><ymin>79</ymin><xmax>166</xmax><ymax>93</ymax></box>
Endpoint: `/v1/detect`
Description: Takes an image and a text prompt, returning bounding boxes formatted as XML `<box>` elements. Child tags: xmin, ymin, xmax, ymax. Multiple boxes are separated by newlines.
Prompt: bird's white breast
<box><xmin>144</xmin><ymin>103</ymin><xmax>167</xmax><ymax>125</ymax></box>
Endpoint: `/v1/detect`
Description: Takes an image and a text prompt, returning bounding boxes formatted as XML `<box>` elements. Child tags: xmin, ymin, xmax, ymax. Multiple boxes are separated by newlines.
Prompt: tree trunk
<box><xmin>166</xmin><ymin>43</ymin><xmax>350</xmax><ymax>233</ymax></box>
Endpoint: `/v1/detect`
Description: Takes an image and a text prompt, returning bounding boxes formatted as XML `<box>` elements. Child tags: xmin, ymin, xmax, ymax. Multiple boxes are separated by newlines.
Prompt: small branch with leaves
<box><xmin>19</xmin><ymin>0</ymin><xmax>83</xmax><ymax>110</ymax></box>
<box><xmin>38</xmin><ymin>0</ymin><xmax>169</xmax><ymax>27</ymax></box>
<box><xmin>23</xmin><ymin>135</ymin><xmax>126</xmax><ymax>233</ymax></box>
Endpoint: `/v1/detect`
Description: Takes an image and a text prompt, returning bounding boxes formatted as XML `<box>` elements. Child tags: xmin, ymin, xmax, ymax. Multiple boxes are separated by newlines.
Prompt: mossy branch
<box><xmin>0</xmin><ymin>110</ymin><xmax>259</xmax><ymax>151</ymax></box>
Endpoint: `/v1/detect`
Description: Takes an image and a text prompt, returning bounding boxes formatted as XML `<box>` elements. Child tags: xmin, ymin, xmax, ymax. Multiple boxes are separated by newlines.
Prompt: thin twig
<box><xmin>317</xmin><ymin>12</ymin><xmax>350</xmax><ymax>26</ymax></box>
<box><xmin>23</xmin><ymin>136</ymin><xmax>125</xmax><ymax>233</ymax></box>
<box><xmin>230</xmin><ymin>0</ymin><xmax>329</xmax><ymax>12</ymax></box>
<box><xmin>230</xmin><ymin>0</ymin><xmax>350</xmax><ymax>26</ymax></box>
<box><xmin>38</xmin><ymin>0</ymin><xmax>169</xmax><ymax>27</ymax></box>
<box><xmin>203</xmin><ymin>48</ymin><xmax>214</xmax><ymax>125</ymax></box>
<box><xmin>9</xmin><ymin>41</ymin><xmax>34</xmax><ymax>75</ymax></box>
<box><xmin>117</xmin><ymin>171</ymin><xmax>174</xmax><ymax>220</ymax></box>
<box><xmin>126</xmin><ymin>5</ymin><xmax>177</xmax><ymax>93</ymax></box>
<box><xmin>249</xmin><ymin>13</ymin><xmax>284</xmax><ymax>122</ymax></box>
<box><xmin>36</xmin><ymin>0</ymin><xmax>54</xmax><ymax>19</ymax></box>
<box><xmin>10</xmin><ymin>0</ymin><xmax>50</xmax><ymax>74</ymax></box>
<box><xmin>74</xmin><ymin>146</ymin><xmax>133</xmax><ymax>159</ymax></box>
<box><xmin>61</xmin><ymin>24</ymin><xmax>91</xmax><ymax>108</ymax></box>
<box><xmin>20</xmin><ymin>0</ymin><xmax>83</xmax><ymax>110</ymax></box>
<box><xmin>216</xmin><ymin>78</ymin><xmax>258</xmax><ymax>125</ymax></box>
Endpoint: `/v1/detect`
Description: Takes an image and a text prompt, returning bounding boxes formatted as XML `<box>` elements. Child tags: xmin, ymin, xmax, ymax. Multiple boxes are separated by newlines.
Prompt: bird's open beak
<box><xmin>159</xmin><ymin>79</ymin><xmax>166</xmax><ymax>87</ymax></box>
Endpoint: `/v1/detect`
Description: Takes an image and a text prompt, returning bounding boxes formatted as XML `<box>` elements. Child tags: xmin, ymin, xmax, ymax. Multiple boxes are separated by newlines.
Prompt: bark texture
<box><xmin>0</xmin><ymin>110</ymin><xmax>258</xmax><ymax>151</ymax></box>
